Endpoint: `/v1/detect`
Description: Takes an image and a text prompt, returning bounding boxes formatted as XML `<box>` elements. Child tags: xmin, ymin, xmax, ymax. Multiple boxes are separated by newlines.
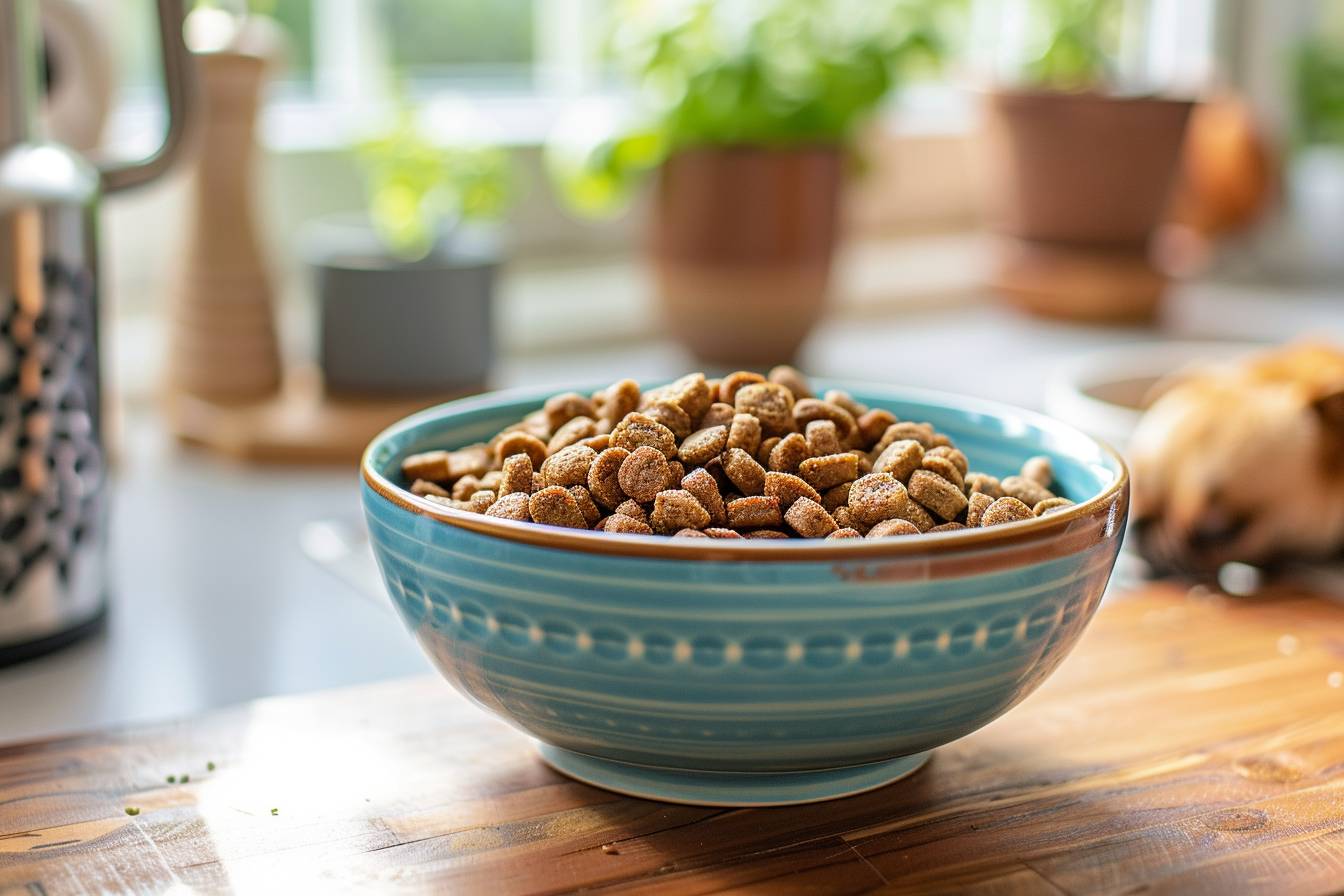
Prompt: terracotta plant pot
<box><xmin>650</xmin><ymin>146</ymin><xmax>842</xmax><ymax>365</ymax></box>
<box><xmin>983</xmin><ymin>90</ymin><xmax>1193</xmax><ymax>323</ymax></box>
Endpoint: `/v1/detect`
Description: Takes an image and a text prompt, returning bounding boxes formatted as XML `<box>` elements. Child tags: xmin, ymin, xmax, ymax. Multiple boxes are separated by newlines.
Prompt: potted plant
<box><xmin>303</xmin><ymin>107</ymin><xmax>515</xmax><ymax>396</ymax></box>
<box><xmin>978</xmin><ymin>0</ymin><xmax>1194</xmax><ymax>322</ymax></box>
<box><xmin>548</xmin><ymin>0</ymin><xmax>943</xmax><ymax>365</ymax></box>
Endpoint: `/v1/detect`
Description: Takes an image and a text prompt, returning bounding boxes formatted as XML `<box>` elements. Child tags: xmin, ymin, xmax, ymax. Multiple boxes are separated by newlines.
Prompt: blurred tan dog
<box><xmin>1130</xmin><ymin>342</ymin><xmax>1344</xmax><ymax>573</ymax></box>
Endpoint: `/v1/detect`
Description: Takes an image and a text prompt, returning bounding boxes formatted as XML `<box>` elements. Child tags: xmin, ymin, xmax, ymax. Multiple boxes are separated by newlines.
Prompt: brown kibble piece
<box><xmin>664</xmin><ymin>373</ymin><xmax>713</xmax><ymax>421</ymax></box>
<box><xmin>500</xmin><ymin>454</ymin><xmax>534</xmax><ymax>496</ymax></box>
<box><xmin>604</xmin><ymin>513</ymin><xmax>654</xmax><ymax>536</ymax></box>
<box><xmin>966</xmin><ymin>492</ymin><xmax>995</xmax><ymax>527</ymax></box>
<box><xmin>965</xmin><ymin>473</ymin><xmax>1005</xmax><ymax>499</ymax></box>
<box><xmin>821</xmin><ymin>481</ymin><xmax>852</xmax><ymax>511</ymax></box>
<box><xmin>768</xmin><ymin>433</ymin><xmax>811</xmax><ymax>474</ymax></box>
<box><xmin>805</xmin><ymin>420</ymin><xmax>842</xmax><ymax>456</ymax></box>
<box><xmin>610</xmin><ymin>413</ymin><xmax>678</xmax><ymax>458</ymax></box>
<box><xmin>587</xmin><ymin>447</ymin><xmax>630</xmax><ymax>509</ymax></box>
<box><xmin>618</xmin><ymin>446</ymin><xmax>672</xmax><ymax>503</ymax></box>
<box><xmin>767</xmin><ymin>365</ymin><xmax>813</xmax><ymax>400</ymax></box>
<box><xmin>1034</xmin><ymin>497</ymin><xmax>1075</xmax><ymax>516</ymax></box>
<box><xmin>646</xmin><ymin>400</ymin><xmax>693</xmax><ymax>440</ymax></box>
<box><xmin>614</xmin><ymin>499</ymin><xmax>648</xmax><ymax>523</ymax></box>
<box><xmin>908</xmin><ymin>469</ymin><xmax>969</xmax><ymax>521</ymax></box>
<box><xmin>756</xmin><ymin>436</ymin><xmax>781</xmax><ymax>467</ymax></box>
<box><xmin>873</xmin><ymin>439</ymin><xmax>924</xmax><ymax>482</ymax></box>
<box><xmin>651</xmin><ymin>489</ymin><xmax>712</xmax><ymax>533</ymax></box>
<box><xmin>847</xmin><ymin>473</ymin><xmax>909</xmax><ymax>526</ymax></box>
<box><xmin>928</xmin><ymin>522</ymin><xmax>965</xmax><ymax>533</ymax></box>
<box><xmin>852</xmin><ymin>449</ymin><xmax>874</xmax><ymax>476</ymax></box>
<box><xmin>981</xmin><ymin>496</ymin><xmax>1035</xmax><ymax>527</ymax></box>
<box><xmin>700</xmin><ymin>402</ymin><xmax>737</xmax><ymax>429</ymax></box>
<box><xmin>746</xmin><ymin>529</ymin><xmax>790</xmax><ymax>539</ymax></box>
<box><xmin>866</xmin><ymin>519</ymin><xmax>921</xmax><ymax>539</ymax></box>
<box><xmin>495</xmin><ymin>431</ymin><xmax>549</xmax><ymax>468</ymax></box>
<box><xmin>921</xmin><ymin>454</ymin><xmax>965</xmax><ymax>490</ymax></box>
<box><xmin>763</xmin><ymin>471</ymin><xmax>823</xmax><ymax>510</ymax></box>
<box><xmin>581</xmin><ymin>434</ymin><xmax>610</xmax><ymax>452</ymax></box>
<box><xmin>876</xmin><ymin>422</ymin><xmax>936</xmax><ymax>452</ymax></box>
<box><xmin>1021</xmin><ymin>455</ymin><xmax>1054</xmax><ymax>488</ymax></box>
<box><xmin>541</xmin><ymin>444</ymin><xmax>598</xmax><ymax>488</ymax></box>
<box><xmin>727</xmin><ymin>495</ymin><xmax>783</xmax><ymax>529</ymax></box>
<box><xmin>1001</xmin><ymin>475</ymin><xmax>1055</xmax><ymax>508</ymax></box>
<box><xmin>892</xmin><ymin>497</ymin><xmax>935</xmax><ymax>532</ymax></box>
<box><xmin>798</xmin><ymin>453</ymin><xmax>859</xmax><ymax>491</ymax></box>
<box><xmin>823</xmin><ymin>389</ymin><xmax>868</xmax><ymax>419</ymax></box>
<box><xmin>528</xmin><ymin>486</ymin><xmax>589</xmax><ymax>529</ymax></box>
<box><xmin>784</xmin><ymin>497</ymin><xmax>838</xmax><ymax>538</ymax></box>
<box><xmin>722</xmin><ymin>447</ymin><xmax>767</xmax><ymax>496</ymax></box>
<box><xmin>682</xmin><ymin>467</ymin><xmax>727</xmax><ymax>527</ymax></box>
<box><xmin>468</xmin><ymin>490</ymin><xmax>496</xmax><ymax>514</ymax></box>
<box><xmin>485</xmin><ymin>492</ymin><xmax>531</xmax><ymax>522</ymax></box>
<box><xmin>452</xmin><ymin>475</ymin><xmax>482</xmax><ymax>501</ymax></box>
<box><xmin>727</xmin><ymin>413</ymin><xmax>763</xmax><ymax>455</ymax></box>
<box><xmin>532</xmin><ymin>472</ymin><xmax>545</xmax><ymax>492</ymax></box>
<box><xmin>678</xmin><ymin>426</ymin><xmax>729</xmax><ymax>466</ymax></box>
<box><xmin>674</xmin><ymin>528</ymin><xmax>710</xmax><ymax>538</ymax></box>
<box><xmin>547</xmin><ymin>416</ymin><xmax>598</xmax><ymax>453</ymax></box>
<box><xmin>544</xmin><ymin>392</ymin><xmax>597</xmax><ymax>432</ymax></box>
<box><xmin>719</xmin><ymin>371</ymin><xmax>766</xmax><ymax>405</ymax></box>
<box><xmin>828</xmin><ymin>527</ymin><xmax>862</xmax><ymax>539</ymax></box>
<box><xmin>480</xmin><ymin>470</ymin><xmax>504</xmax><ymax>490</ymax></box>
<box><xmin>734</xmin><ymin>382</ymin><xmax>796</xmax><ymax>436</ymax></box>
<box><xmin>599</xmin><ymin>379</ymin><xmax>641</xmax><ymax>428</ymax></box>
<box><xmin>832</xmin><ymin>506</ymin><xmax>864</xmax><ymax>533</ymax></box>
<box><xmin>792</xmin><ymin>398</ymin><xmax>857</xmax><ymax>438</ymax></box>
<box><xmin>410</xmin><ymin>479</ymin><xmax>450</xmax><ymax>498</ymax></box>
<box><xmin>569</xmin><ymin>486</ymin><xmax>602</xmax><ymax>526</ymax></box>
<box><xmin>927</xmin><ymin>446</ymin><xmax>969</xmax><ymax>477</ymax></box>
<box><xmin>856</xmin><ymin>409</ymin><xmax>897</xmax><ymax>447</ymax></box>
<box><xmin>402</xmin><ymin>450</ymin><xmax>453</xmax><ymax>482</ymax></box>
<box><xmin>704</xmin><ymin>527</ymin><xmax>743</xmax><ymax>539</ymax></box>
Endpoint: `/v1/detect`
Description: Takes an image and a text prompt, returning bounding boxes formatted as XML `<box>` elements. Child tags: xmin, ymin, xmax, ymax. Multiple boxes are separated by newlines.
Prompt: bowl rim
<box><xmin>362</xmin><ymin>379</ymin><xmax>1129</xmax><ymax>562</ymax></box>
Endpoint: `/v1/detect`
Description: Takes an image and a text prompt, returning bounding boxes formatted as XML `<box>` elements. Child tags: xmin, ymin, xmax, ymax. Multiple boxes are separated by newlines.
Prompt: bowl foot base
<box><xmin>537</xmin><ymin>744</ymin><xmax>932</xmax><ymax>807</ymax></box>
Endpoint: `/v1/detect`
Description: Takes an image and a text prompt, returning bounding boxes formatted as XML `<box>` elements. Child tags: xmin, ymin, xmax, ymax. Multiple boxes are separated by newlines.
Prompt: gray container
<box><xmin>304</xmin><ymin>214</ymin><xmax>497</xmax><ymax>397</ymax></box>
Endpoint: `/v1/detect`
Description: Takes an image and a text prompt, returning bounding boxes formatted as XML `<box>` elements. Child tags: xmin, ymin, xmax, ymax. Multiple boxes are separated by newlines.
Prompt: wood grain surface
<box><xmin>3</xmin><ymin>583</ymin><xmax>1344</xmax><ymax>895</ymax></box>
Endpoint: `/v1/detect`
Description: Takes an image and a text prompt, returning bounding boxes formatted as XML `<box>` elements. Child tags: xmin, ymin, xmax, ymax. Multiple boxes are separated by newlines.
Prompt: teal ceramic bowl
<box><xmin>362</xmin><ymin>382</ymin><xmax>1128</xmax><ymax>806</ymax></box>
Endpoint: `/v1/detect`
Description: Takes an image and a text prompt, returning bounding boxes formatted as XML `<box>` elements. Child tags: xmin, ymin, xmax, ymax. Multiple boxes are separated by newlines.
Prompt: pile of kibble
<box><xmin>400</xmin><ymin>368</ymin><xmax>1074</xmax><ymax>540</ymax></box>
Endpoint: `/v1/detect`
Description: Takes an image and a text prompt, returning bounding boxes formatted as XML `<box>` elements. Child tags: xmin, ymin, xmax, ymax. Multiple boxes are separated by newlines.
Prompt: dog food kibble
<box><xmin>874</xmin><ymin>439</ymin><xmax>924</xmax><ymax>482</ymax></box>
<box><xmin>1000</xmin><ymin>475</ymin><xmax>1055</xmax><ymax>509</ymax></box>
<box><xmin>485</xmin><ymin>492</ymin><xmax>531</xmax><ymax>522</ymax></box>
<box><xmin>528</xmin><ymin>486</ymin><xmax>589</xmax><ymax>529</ymax></box>
<box><xmin>1033</xmin><ymin>497</ymin><xmax>1075</xmax><ymax>516</ymax></box>
<box><xmin>604</xmin><ymin>512</ymin><xmax>653</xmax><ymax>535</ymax></box>
<box><xmin>763</xmin><ymin>471</ymin><xmax>823</xmax><ymax>510</ymax></box>
<box><xmin>721</xmin><ymin>447</ymin><xmax>767</xmax><ymax>496</ymax></box>
<box><xmin>847</xmin><ymin>473</ymin><xmax>908</xmax><ymax>526</ymax></box>
<box><xmin>784</xmin><ymin>497</ymin><xmax>839</xmax><ymax>538</ymax></box>
<box><xmin>966</xmin><ymin>491</ymin><xmax>995</xmax><ymax>528</ymax></box>
<box><xmin>867</xmin><ymin>518</ymin><xmax>921</xmax><ymax>538</ymax></box>
<box><xmin>728</xmin><ymin>495</ymin><xmax>783</xmax><ymax>530</ymax></box>
<box><xmin>618</xmin><ymin>446</ymin><xmax>672</xmax><ymax>503</ymax></box>
<box><xmin>1021</xmin><ymin>455</ymin><xmax>1053</xmax><ymax>488</ymax></box>
<box><xmin>805</xmin><ymin>420</ymin><xmax>842</xmax><ymax>456</ymax></box>
<box><xmin>679</xmin><ymin>426</ymin><xmax>729</xmax><ymax>466</ymax></box>
<box><xmin>980</xmin><ymin>496</ymin><xmax>1035</xmax><ymax>527</ymax></box>
<box><xmin>401</xmin><ymin>369</ymin><xmax>1071</xmax><ymax>540</ymax></box>
<box><xmin>727</xmin><ymin>413</ymin><xmax>763</xmax><ymax>455</ymax></box>
<box><xmin>651</xmin><ymin>489</ymin><xmax>712</xmax><ymax>533</ymax></box>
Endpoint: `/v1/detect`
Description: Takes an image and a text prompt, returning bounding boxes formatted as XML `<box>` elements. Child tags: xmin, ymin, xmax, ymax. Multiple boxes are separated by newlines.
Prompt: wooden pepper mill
<box><xmin>165</xmin><ymin>16</ymin><xmax>282</xmax><ymax>403</ymax></box>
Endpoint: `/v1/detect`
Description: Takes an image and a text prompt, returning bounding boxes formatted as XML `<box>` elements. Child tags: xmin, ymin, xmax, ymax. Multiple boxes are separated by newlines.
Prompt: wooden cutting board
<box><xmin>2</xmin><ymin>583</ymin><xmax>1344</xmax><ymax>895</ymax></box>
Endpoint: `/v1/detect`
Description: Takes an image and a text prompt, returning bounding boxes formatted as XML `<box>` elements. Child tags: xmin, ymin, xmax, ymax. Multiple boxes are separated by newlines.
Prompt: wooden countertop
<box><xmin>3</xmin><ymin>583</ymin><xmax>1343</xmax><ymax>895</ymax></box>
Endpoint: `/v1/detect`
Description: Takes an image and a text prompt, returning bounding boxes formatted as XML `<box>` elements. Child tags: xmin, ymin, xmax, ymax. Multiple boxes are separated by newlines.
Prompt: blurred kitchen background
<box><xmin>2</xmin><ymin>0</ymin><xmax>1341</xmax><ymax>742</ymax></box>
